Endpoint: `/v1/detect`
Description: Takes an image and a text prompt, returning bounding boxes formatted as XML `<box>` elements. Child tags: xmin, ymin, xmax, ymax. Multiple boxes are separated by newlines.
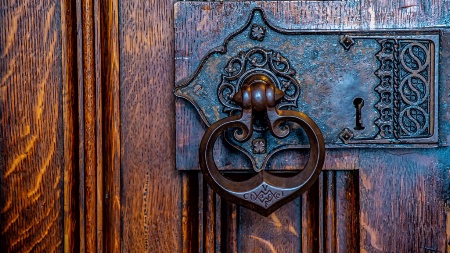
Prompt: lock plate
<box><xmin>174</xmin><ymin>2</ymin><xmax>445</xmax><ymax>171</ymax></box>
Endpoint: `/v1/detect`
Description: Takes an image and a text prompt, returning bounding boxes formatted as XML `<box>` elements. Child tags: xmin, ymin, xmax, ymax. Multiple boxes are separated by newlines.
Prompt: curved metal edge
<box><xmin>174</xmin><ymin>8</ymin><xmax>263</xmax><ymax>127</ymax></box>
<box><xmin>199</xmin><ymin>109</ymin><xmax>325</xmax><ymax>216</ymax></box>
<box><xmin>174</xmin><ymin>6</ymin><xmax>320</xmax><ymax>127</ymax></box>
<box><xmin>173</xmin><ymin>6</ymin><xmax>329</xmax><ymax>170</ymax></box>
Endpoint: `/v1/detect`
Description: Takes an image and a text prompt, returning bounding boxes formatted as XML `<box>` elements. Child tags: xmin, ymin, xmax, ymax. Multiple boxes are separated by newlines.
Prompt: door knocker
<box><xmin>198</xmin><ymin>73</ymin><xmax>325</xmax><ymax>215</ymax></box>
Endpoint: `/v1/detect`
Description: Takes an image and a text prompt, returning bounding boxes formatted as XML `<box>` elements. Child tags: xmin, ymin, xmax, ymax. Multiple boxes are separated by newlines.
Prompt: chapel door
<box><xmin>1</xmin><ymin>0</ymin><xmax>449</xmax><ymax>252</ymax></box>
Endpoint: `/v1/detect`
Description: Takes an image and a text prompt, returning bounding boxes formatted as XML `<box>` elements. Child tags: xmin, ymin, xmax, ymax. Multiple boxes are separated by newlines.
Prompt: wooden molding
<box><xmin>61</xmin><ymin>0</ymin><xmax>120</xmax><ymax>251</ymax></box>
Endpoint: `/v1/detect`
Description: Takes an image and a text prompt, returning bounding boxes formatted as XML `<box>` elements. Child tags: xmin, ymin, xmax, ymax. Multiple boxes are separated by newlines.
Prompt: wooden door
<box><xmin>1</xmin><ymin>0</ymin><xmax>449</xmax><ymax>252</ymax></box>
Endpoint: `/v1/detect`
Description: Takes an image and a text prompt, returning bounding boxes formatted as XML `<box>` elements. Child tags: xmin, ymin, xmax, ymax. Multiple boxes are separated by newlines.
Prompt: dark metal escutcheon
<box><xmin>199</xmin><ymin>73</ymin><xmax>325</xmax><ymax>216</ymax></box>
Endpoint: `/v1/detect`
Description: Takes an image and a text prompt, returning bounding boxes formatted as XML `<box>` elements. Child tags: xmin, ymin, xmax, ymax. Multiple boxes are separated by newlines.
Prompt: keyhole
<box><xmin>353</xmin><ymin>98</ymin><xmax>365</xmax><ymax>130</ymax></box>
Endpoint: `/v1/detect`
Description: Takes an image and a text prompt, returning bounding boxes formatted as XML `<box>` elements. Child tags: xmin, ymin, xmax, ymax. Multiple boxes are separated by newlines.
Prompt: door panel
<box><xmin>170</xmin><ymin>1</ymin><xmax>450</xmax><ymax>252</ymax></box>
<box><xmin>181</xmin><ymin>171</ymin><xmax>360</xmax><ymax>252</ymax></box>
<box><xmin>119</xmin><ymin>0</ymin><xmax>181</xmax><ymax>251</ymax></box>
<box><xmin>1</xmin><ymin>0</ymin><xmax>450</xmax><ymax>252</ymax></box>
<box><xmin>359</xmin><ymin>150</ymin><xmax>448</xmax><ymax>252</ymax></box>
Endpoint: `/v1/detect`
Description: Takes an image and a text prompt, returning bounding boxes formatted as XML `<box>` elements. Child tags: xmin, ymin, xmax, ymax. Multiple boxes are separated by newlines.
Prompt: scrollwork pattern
<box><xmin>375</xmin><ymin>39</ymin><xmax>396</xmax><ymax>139</ymax></box>
<box><xmin>398</xmin><ymin>41</ymin><xmax>431</xmax><ymax>137</ymax></box>
<box><xmin>218</xmin><ymin>48</ymin><xmax>300</xmax><ymax>116</ymax></box>
<box><xmin>374</xmin><ymin>40</ymin><xmax>431</xmax><ymax>139</ymax></box>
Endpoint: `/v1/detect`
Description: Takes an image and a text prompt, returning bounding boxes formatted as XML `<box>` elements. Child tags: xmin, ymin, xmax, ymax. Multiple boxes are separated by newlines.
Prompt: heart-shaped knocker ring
<box><xmin>199</xmin><ymin>73</ymin><xmax>326</xmax><ymax>216</ymax></box>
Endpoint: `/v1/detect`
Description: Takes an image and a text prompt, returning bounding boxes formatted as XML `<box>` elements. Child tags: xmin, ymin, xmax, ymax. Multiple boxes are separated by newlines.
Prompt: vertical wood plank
<box><xmin>204</xmin><ymin>183</ymin><xmax>216</xmax><ymax>252</ymax></box>
<box><xmin>323</xmin><ymin>171</ymin><xmax>337</xmax><ymax>253</ymax></box>
<box><xmin>198</xmin><ymin>173</ymin><xmax>204</xmax><ymax>253</ymax></box>
<box><xmin>239</xmin><ymin>199</ymin><xmax>302</xmax><ymax>252</ymax></box>
<box><xmin>75</xmin><ymin>0</ymin><xmax>86</xmax><ymax>250</ymax></box>
<box><xmin>223</xmin><ymin>201</ymin><xmax>239</xmax><ymax>253</ymax></box>
<box><xmin>214</xmin><ymin>194</ymin><xmax>222</xmax><ymax>253</ymax></box>
<box><xmin>447</xmin><ymin>204</ymin><xmax>450</xmax><ymax>253</ymax></box>
<box><xmin>61</xmin><ymin>0</ymin><xmax>80</xmax><ymax>251</ymax></box>
<box><xmin>302</xmin><ymin>177</ymin><xmax>321</xmax><ymax>253</ymax></box>
<box><xmin>335</xmin><ymin>171</ymin><xmax>360</xmax><ymax>253</ymax></box>
<box><xmin>99</xmin><ymin>0</ymin><xmax>121</xmax><ymax>251</ymax></box>
<box><xmin>0</xmin><ymin>0</ymin><xmax>64</xmax><ymax>251</ymax></box>
<box><xmin>94</xmin><ymin>0</ymin><xmax>104</xmax><ymax>251</ymax></box>
<box><xmin>182</xmin><ymin>173</ymin><xmax>199</xmax><ymax>253</ymax></box>
<box><xmin>80</xmin><ymin>0</ymin><xmax>98</xmax><ymax>251</ymax></box>
<box><xmin>120</xmin><ymin>0</ymin><xmax>181</xmax><ymax>251</ymax></box>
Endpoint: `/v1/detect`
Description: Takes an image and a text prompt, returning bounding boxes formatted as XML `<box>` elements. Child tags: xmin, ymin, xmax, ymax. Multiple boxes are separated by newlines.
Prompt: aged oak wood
<box><xmin>119</xmin><ymin>0</ymin><xmax>182</xmax><ymax>251</ymax></box>
<box><xmin>99</xmin><ymin>0</ymin><xmax>121</xmax><ymax>251</ymax></box>
<box><xmin>1</xmin><ymin>0</ymin><xmax>119</xmax><ymax>251</ymax></box>
<box><xmin>61</xmin><ymin>0</ymin><xmax>79</xmax><ymax>251</ymax></box>
<box><xmin>0</xmin><ymin>0</ymin><xmax>64</xmax><ymax>251</ymax></box>
<box><xmin>1</xmin><ymin>0</ymin><xmax>450</xmax><ymax>252</ymax></box>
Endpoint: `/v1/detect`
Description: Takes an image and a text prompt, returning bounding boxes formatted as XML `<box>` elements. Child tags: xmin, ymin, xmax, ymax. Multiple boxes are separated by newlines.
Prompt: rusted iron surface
<box><xmin>174</xmin><ymin>3</ymin><xmax>449</xmax><ymax>172</ymax></box>
<box><xmin>175</xmin><ymin>8</ymin><xmax>441</xmax><ymax>171</ymax></box>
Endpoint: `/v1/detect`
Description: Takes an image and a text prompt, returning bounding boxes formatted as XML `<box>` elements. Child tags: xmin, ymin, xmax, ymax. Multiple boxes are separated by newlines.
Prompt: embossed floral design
<box><xmin>218</xmin><ymin>47</ymin><xmax>300</xmax><ymax>119</ymax></box>
<box><xmin>250</xmin><ymin>24</ymin><xmax>266</xmax><ymax>41</ymax></box>
<box><xmin>252</xmin><ymin>139</ymin><xmax>266</xmax><ymax>154</ymax></box>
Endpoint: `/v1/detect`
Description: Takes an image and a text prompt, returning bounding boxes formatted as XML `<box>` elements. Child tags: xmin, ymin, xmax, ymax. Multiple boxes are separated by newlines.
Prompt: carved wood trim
<box><xmin>61</xmin><ymin>0</ymin><xmax>80</xmax><ymax>251</ymax></box>
<box><xmin>182</xmin><ymin>171</ymin><xmax>360</xmax><ymax>252</ymax></box>
<box><xmin>99</xmin><ymin>0</ymin><xmax>121</xmax><ymax>251</ymax></box>
<box><xmin>61</xmin><ymin>0</ymin><xmax>120</xmax><ymax>251</ymax></box>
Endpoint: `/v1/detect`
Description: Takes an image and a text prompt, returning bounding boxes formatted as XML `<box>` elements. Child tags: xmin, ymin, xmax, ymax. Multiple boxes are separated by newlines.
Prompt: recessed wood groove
<box><xmin>62</xmin><ymin>0</ymin><xmax>81</xmax><ymax>250</ymax></box>
<box><xmin>99</xmin><ymin>0</ymin><xmax>121</xmax><ymax>251</ymax></box>
<box><xmin>323</xmin><ymin>171</ymin><xmax>337</xmax><ymax>253</ymax></box>
<box><xmin>182</xmin><ymin>173</ymin><xmax>199</xmax><ymax>253</ymax></box>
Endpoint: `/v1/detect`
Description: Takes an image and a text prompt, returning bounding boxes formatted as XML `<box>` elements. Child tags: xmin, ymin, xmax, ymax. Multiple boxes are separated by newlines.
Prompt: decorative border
<box><xmin>374</xmin><ymin>39</ymin><xmax>397</xmax><ymax>139</ymax></box>
<box><xmin>374</xmin><ymin>39</ymin><xmax>432</xmax><ymax>140</ymax></box>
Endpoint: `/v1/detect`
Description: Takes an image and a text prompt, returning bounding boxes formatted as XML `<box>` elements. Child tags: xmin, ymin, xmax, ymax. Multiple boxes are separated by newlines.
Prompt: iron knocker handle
<box><xmin>199</xmin><ymin>73</ymin><xmax>325</xmax><ymax>216</ymax></box>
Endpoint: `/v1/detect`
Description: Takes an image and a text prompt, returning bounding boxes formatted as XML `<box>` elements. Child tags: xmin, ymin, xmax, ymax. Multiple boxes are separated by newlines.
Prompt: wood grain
<box><xmin>240</xmin><ymin>197</ymin><xmax>303</xmax><ymax>252</ymax></box>
<box><xmin>360</xmin><ymin>0</ymin><xmax>450</xmax><ymax>29</ymax></box>
<box><xmin>359</xmin><ymin>150</ymin><xmax>448</xmax><ymax>252</ymax></box>
<box><xmin>179</xmin><ymin>170</ymin><xmax>361</xmax><ymax>252</ymax></box>
<box><xmin>61</xmin><ymin>0</ymin><xmax>80</xmax><ymax>251</ymax></box>
<box><xmin>182</xmin><ymin>173</ymin><xmax>199</xmax><ymax>253</ymax></box>
<box><xmin>323</xmin><ymin>171</ymin><xmax>337</xmax><ymax>253</ymax></box>
<box><xmin>301</xmin><ymin>176</ymin><xmax>322</xmax><ymax>253</ymax></box>
<box><xmin>335</xmin><ymin>171</ymin><xmax>360</xmax><ymax>253</ymax></box>
<box><xmin>0</xmin><ymin>0</ymin><xmax>64</xmax><ymax>251</ymax></box>
<box><xmin>119</xmin><ymin>0</ymin><xmax>182</xmax><ymax>252</ymax></box>
<box><xmin>99</xmin><ymin>0</ymin><xmax>121</xmax><ymax>251</ymax></box>
<box><xmin>80</xmin><ymin>0</ymin><xmax>98</xmax><ymax>251</ymax></box>
<box><xmin>2</xmin><ymin>0</ymin><xmax>450</xmax><ymax>251</ymax></box>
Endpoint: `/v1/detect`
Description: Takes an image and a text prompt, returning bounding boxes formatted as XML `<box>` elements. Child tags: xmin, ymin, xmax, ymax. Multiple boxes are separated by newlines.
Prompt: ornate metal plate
<box><xmin>174</xmin><ymin>7</ymin><xmax>440</xmax><ymax>171</ymax></box>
